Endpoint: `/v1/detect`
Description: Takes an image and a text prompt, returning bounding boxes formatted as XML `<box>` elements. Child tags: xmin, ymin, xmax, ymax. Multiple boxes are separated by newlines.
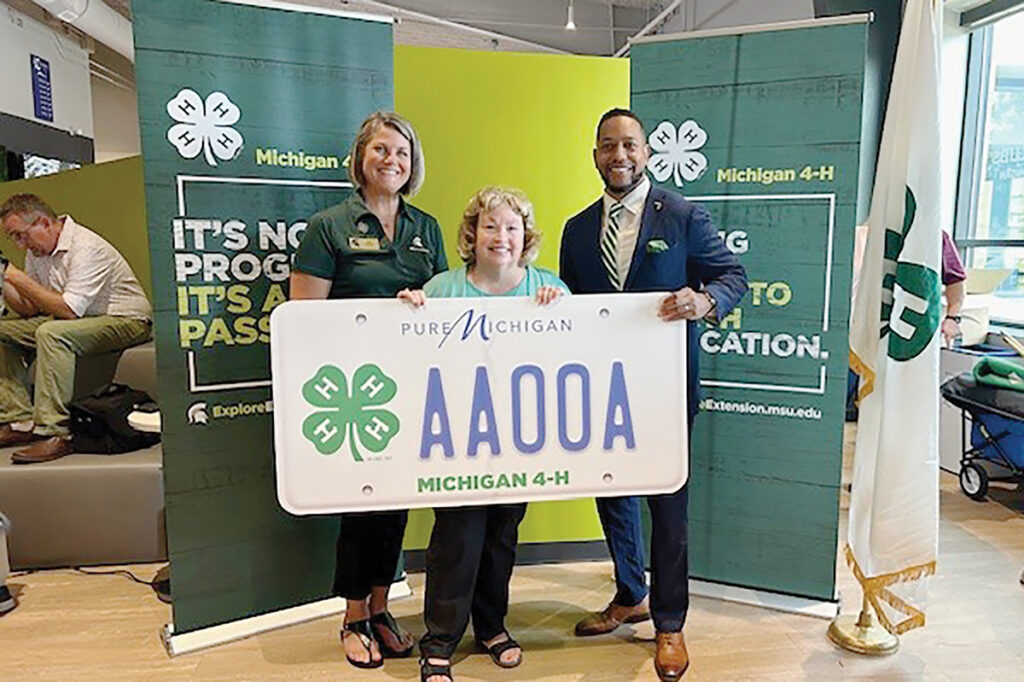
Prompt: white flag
<box><xmin>847</xmin><ymin>0</ymin><xmax>943</xmax><ymax>635</ymax></box>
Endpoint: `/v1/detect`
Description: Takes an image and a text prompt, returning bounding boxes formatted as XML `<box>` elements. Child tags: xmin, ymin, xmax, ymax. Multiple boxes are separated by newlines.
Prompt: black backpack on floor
<box><xmin>69</xmin><ymin>383</ymin><xmax>160</xmax><ymax>454</ymax></box>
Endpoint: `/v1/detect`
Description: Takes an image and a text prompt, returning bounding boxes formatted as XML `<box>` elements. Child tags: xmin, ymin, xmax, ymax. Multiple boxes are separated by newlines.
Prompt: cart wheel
<box><xmin>959</xmin><ymin>463</ymin><xmax>988</xmax><ymax>501</ymax></box>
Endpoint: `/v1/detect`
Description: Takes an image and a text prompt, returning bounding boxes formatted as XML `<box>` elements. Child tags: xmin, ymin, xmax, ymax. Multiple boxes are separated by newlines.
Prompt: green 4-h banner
<box><xmin>133</xmin><ymin>0</ymin><xmax>392</xmax><ymax>640</ymax></box>
<box><xmin>848</xmin><ymin>0</ymin><xmax>943</xmax><ymax>635</ymax></box>
<box><xmin>632</xmin><ymin>16</ymin><xmax>870</xmax><ymax>603</ymax></box>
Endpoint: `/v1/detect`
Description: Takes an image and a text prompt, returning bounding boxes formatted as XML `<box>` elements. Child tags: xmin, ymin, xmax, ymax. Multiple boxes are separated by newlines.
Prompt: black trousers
<box><xmin>332</xmin><ymin>509</ymin><xmax>408</xmax><ymax>601</ymax></box>
<box><xmin>419</xmin><ymin>503</ymin><xmax>528</xmax><ymax>659</ymax></box>
<box><xmin>596</xmin><ymin>419</ymin><xmax>694</xmax><ymax>632</ymax></box>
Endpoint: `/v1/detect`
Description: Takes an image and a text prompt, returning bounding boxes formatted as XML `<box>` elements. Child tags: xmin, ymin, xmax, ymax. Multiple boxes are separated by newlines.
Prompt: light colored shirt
<box><xmin>601</xmin><ymin>174</ymin><xmax>650</xmax><ymax>290</ymax></box>
<box><xmin>25</xmin><ymin>216</ymin><xmax>152</xmax><ymax>321</ymax></box>
<box><xmin>424</xmin><ymin>265</ymin><xmax>568</xmax><ymax>298</ymax></box>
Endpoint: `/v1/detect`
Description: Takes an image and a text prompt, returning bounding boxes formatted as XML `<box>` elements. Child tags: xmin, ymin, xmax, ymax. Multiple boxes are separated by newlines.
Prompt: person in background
<box><xmin>0</xmin><ymin>511</ymin><xmax>15</xmax><ymax>615</ymax></box>
<box><xmin>941</xmin><ymin>231</ymin><xmax>966</xmax><ymax>347</ymax></box>
<box><xmin>399</xmin><ymin>186</ymin><xmax>566</xmax><ymax>682</ymax></box>
<box><xmin>559</xmin><ymin>108</ymin><xmax>747</xmax><ymax>681</ymax></box>
<box><xmin>290</xmin><ymin>111</ymin><xmax>447</xmax><ymax>670</ymax></box>
<box><xmin>0</xmin><ymin>194</ymin><xmax>152</xmax><ymax>464</ymax></box>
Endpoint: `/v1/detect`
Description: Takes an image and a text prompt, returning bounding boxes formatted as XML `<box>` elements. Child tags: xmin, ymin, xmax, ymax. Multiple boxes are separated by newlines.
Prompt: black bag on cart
<box><xmin>69</xmin><ymin>383</ymin><xmax>160</xmax><ymax>454</ymax></box>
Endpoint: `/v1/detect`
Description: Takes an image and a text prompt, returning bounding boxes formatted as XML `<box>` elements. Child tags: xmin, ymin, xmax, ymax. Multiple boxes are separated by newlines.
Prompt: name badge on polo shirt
<box><xmin>348</xmin><ymin>237</ymin><xmax>382</xmax><ymax>251</ymax></box>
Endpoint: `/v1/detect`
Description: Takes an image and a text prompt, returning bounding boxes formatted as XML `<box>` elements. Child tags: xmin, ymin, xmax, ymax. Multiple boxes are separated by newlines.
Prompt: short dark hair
<box><xmin>0</xmin><ymin>194</ymin><xmax>56</xmax><ymax>223</ymax></box>
<box><xmin>596</xmin><ymin>108</ymin><xmax>645</xmax><ymax>141</ymax></box>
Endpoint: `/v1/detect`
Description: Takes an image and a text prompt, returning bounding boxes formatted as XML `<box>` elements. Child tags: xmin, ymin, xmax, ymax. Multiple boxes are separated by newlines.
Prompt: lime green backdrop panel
<box><xmin>0</xmin><ymin>157</ymin><xmax>152</xmax><ymax>299</ymax></box>
<box><xmin>395</xmin><ymin>45</ymin><xmax>627</xmax><ymax>548</ymax></box>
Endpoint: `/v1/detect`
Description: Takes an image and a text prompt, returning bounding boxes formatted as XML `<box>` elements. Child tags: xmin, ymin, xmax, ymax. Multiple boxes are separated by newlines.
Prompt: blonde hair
<box><xmin>457</xmin><ymin>186</ymin><xmax>541</xmax><ymax>267</ymax></box>
<box><xmin>349</xmin><ymin>111</ymin><xmax>425</xmax><ymax>196</ymax></box>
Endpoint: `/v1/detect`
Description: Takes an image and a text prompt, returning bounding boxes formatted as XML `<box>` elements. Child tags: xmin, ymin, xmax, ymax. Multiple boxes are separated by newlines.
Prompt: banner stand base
<box><xmin>689</xmin><ymin>578</ymin><xmax>839</xmax><ymax>620</ymax></box>
<box><xmin>162</xmin><ymin>579</ymin><xmax>412</xmax><ymax>656</ymax></box>
<box><xmin>160</xmin><ymin>573</ymin><xmax>837</xmax><ymax>656</ymax></box>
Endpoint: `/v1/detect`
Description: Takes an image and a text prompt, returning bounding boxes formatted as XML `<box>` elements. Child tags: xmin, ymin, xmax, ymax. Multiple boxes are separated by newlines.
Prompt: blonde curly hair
<box><xmin>457</xmin><ymin>186</ymin><xmax>541</xmax><ymax>267</ymax></box>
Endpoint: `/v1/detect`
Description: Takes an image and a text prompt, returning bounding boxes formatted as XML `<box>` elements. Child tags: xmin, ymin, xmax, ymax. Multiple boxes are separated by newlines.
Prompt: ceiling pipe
<box><xmin>350</xmin><ymin>0</ymin><xmax>570</xmax><ymax>54</ymax></box>
<box><xmin>614</xmin><ymin>0</ymin><xmax>685</xmax><ymax>57</ymax></box>
<box><xmin>28</xmin><ymin>0</ymin><xmax>135</xmax><ymax>62</ymax></box>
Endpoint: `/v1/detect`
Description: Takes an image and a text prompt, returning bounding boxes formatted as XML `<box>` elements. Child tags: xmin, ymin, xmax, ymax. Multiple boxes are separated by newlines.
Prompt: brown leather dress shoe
<box><xmin>574</xmin><ymin>598</ymin><xmax>651</xmax><ymax>636</ymax></box>
<box><xmin>0</xmin><ymin>424</ymin><xmax>45</xmax><ymax>448</ymax></box>
<box><xmin>11</xmin><ymin>437</ymin><xmax>74</xmax><ymax>464</ymax></box>
<box><xmin>654</xmin><ymin>631</ymin><xmax>690</xmax><ymax>681</ymax></box>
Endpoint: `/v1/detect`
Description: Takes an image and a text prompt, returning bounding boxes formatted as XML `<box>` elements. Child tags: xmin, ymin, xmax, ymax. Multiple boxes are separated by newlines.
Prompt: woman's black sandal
<box><xmin>370</xmin><ymin>610</ymin><xmax>414</xmax><ymax>657</ymax></box>
<box><xmin>341</xmin><ymin>619</ymin><xmax>383</xmax><ymax>669</ymax></box>
<box><xmin>420</xmin><ymin>657</ymin><xmax>453</xmax><ymax>682</ymax></box>
<box><xmin>478</xmin><ymin>633</ymin><xmax>522</xmax><ymax>669</ymax></box>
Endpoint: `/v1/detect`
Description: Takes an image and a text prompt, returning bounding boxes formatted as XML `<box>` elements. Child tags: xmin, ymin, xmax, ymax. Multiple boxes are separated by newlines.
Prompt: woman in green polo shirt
<box><xmin>291</xmin><ymin>111</ymin><xmax>447</xmax><ymax>670</ymax></box>
<box><xmin>399</xmin><ymin>187</ymin><xmax>567</xmax><ymax>682</ymax></box>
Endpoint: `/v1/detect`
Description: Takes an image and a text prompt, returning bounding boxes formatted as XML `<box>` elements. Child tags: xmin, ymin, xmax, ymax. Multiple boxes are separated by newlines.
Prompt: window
<box><xmin>22</xmin><ymin>153</ymin><xmax>80</xmax><ymax>179</ymax></box>
<box><xmin>957</xmin><ymin>10</ymin><xmax>1024</xmax><ymax>326</ymax></box>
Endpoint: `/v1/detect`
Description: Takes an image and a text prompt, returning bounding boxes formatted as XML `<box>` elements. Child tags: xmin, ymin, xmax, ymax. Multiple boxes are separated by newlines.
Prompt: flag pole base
<box><xmin>827</xmin><ymin>609</ymin><xmax>899</xmax><ymax>656</ymax></box>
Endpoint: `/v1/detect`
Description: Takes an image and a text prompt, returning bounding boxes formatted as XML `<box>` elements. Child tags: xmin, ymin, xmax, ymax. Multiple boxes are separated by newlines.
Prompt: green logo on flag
<box><xmin>880</xmin><ymin>187</ymin><xmax>941</xmax><ymax>361</ymax></box>
<box><xmin>301</xmin><ymin>364</ymin><xmax>400</xmax><ymax>462</ymax></box>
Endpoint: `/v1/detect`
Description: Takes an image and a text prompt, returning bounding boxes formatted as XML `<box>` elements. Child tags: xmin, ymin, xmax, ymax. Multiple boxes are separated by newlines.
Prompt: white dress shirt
<box><xmin>25</xmin><ymin>216</ymin><xmax>152</xmax><ymax>321</ymax></box>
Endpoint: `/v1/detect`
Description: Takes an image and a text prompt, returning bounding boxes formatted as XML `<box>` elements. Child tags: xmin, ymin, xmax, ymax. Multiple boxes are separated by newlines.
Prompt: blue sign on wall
<box><xmin>31</xmin><ymin>54</ymin><xmax>53</xmax><ymax>122</ymax></box>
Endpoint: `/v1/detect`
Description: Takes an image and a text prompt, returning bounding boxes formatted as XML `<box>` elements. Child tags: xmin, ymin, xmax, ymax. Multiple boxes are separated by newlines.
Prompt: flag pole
<box><xmin>827</xmin><ymin>592</ymin><xmax>899</xmax><ymax>656</ymax></box>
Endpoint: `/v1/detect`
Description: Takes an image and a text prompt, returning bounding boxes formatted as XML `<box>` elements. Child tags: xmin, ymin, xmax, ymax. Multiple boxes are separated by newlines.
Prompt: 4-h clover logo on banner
<box><xmin>648</xmin><ymin>120</ymin><xmax>709</xmax><ymax>187</ymax></box>
<box><xmin>165</xmin><ymin>88</ymin><xmax>244</xmax><ymax>166</ymax></box>
<box><xmin>301</xmin><ymin>364</ymin><xmax>400</xmax><ymax>462</ymax></box>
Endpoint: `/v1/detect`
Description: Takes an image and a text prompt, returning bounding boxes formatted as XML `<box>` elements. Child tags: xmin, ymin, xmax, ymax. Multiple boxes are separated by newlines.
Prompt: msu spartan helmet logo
<box><xmin>187</xmin><ymin>402</ymin><xmax>209</xmax><ymax>425</ymax></box>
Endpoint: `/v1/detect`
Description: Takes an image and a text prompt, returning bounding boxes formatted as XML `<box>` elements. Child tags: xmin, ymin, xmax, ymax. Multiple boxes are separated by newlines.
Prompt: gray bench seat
<box><xmin>0</xmin><ymin>342</ymin><xmax>165</xmax><ymax>569</ymax></box>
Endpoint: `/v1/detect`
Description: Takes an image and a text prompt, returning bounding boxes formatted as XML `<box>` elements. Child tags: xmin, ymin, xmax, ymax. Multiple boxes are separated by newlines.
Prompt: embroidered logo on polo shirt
<box><xmin>408</xmin><ymin>235</ymin><xmax>430</xmax><ymax>254</ymax></box>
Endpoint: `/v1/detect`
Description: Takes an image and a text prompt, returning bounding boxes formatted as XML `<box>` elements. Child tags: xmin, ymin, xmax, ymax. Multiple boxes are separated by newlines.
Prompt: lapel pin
<box><xmin>653</xmin><ymin>200</ymin><xmax>663</xmax><ymax>211</ymax></box>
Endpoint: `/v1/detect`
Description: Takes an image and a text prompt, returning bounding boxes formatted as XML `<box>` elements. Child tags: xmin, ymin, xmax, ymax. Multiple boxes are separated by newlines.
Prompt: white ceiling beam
<box><xmin>343</xmin><ymin>0</ymin><xmax>571</xmax><ymax>53</ymax></box>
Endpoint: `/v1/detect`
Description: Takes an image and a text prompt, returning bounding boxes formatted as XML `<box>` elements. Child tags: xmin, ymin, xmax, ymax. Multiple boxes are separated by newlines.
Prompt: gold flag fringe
<box><xmin>849</xmin><ymin>350</ymin><xmax>876</xmax><ymax>403</ymax></box>
<box><xmin>844</xmin><ymin>544</ymin><xmax>935</xmax><ymax>634</ymax></box>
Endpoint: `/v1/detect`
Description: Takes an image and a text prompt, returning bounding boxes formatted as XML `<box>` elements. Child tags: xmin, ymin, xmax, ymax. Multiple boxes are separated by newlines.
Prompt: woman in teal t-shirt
<box><xmin>399</xmin><ymin>187</ymin><xmax>567</xmax><ymax>682</ymax></box>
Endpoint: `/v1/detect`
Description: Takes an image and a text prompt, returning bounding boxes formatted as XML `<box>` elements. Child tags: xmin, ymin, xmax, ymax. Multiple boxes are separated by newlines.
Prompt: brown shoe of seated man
<box><xmin>11</xmin><ymin>437</ymin><xmax>73</xmax><ymax>464</ymax></box>
<box><xmin>0</xmin><ymin>424</ymin><xmax>46</xmax><ymax>448</ymax></box>
<box><xmin>574</xmin><ymin>597</ymin><xmax>651</xmax><ymax>636</ymax></box>
<box><xmin>654</xmin><ymin>631</ymin><xmax>690</xmax><ymax>681</ymax></box>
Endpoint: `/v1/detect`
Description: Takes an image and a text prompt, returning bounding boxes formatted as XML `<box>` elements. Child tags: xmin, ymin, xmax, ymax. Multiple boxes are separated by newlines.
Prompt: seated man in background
<box><xmin>0</xmin><ymin>194</ymin><xmax>152</xmax><ymax>463</ymax></box>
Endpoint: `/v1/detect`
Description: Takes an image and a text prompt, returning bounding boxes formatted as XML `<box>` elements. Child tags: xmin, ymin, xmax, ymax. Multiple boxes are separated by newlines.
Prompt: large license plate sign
<box><xmin>271</xmin><ymin>294</ymin><xmax>688</xmax><ymax>513</ymax></box>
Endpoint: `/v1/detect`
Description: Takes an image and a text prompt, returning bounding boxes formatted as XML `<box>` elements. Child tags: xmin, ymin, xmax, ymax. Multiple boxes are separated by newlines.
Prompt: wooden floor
<box><xmin>2</xmin><ymin>426</ymin><xmax>1023</xmax><ymax>681</ymax></box>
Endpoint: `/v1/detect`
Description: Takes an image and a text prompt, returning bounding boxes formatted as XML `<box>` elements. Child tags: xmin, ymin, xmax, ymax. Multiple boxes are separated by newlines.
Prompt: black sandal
<box><xmin>370</xmin><ymin>610</ymin><xmax>414</xmax><ymax>657</ymax></box>
<box><xmin>420</xmin><ymin>657</ymin><xmax>453</xmax><ymax>682</ymax></box>
<box><xmin>341</xmin><ymin>619</ymin><xmax>383</xmax><ymax>669</ymax></box>
<box><xmin>477</xmin><ymin>633</ymin><xmax>522</xmax><ymax>669</ymax></box>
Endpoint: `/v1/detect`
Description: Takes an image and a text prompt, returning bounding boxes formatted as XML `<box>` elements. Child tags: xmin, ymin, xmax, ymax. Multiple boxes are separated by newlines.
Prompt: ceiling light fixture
<box><xmin>566</xmin><ymin>0</ymin><xmax>576</xmax><ymax>30</ymax></box>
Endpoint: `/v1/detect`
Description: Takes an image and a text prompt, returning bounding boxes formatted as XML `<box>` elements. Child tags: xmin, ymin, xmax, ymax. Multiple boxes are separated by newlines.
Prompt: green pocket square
<box><xmin>646</xmin><ymin>239</ymin><xmax>670</xmax><ymax>253</ymax></box>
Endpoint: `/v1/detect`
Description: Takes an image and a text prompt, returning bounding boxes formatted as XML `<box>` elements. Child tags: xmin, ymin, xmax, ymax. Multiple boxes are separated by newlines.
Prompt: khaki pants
<box><xmin>0</xmin><ymin>316</ymin><xmax>152</xmax><ymax>436</ymax></box>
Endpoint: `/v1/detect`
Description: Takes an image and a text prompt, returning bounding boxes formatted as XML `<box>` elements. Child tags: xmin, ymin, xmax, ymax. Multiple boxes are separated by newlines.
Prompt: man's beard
<box><xmin>602</xmin><ymin>168</ymin><xmax>645</xmax><ymax>197</ymax></box>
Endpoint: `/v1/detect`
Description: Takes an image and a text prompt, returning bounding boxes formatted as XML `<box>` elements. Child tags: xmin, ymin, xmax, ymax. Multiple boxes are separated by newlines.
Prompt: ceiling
<box><xmin>102</xmin><ymin>0</ymin><xmax>672</xmax><ymax>55</ymax></box>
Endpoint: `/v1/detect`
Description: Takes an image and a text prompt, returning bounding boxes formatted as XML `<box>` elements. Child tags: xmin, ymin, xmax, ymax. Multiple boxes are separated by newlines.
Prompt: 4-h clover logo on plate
<box><xmin>648</xmin><ymin>120</ymin><xmax>709</xmax><ymax>187</ymax></box>
<box><xmin>301</xmin><ymin>364</ymin><xmax>400</xmax><ymax>462</ymax></box>
<box><xmin>166</xmin><ymin>88</ymin><xmax>244</xmax><ymax>166</ymax></box>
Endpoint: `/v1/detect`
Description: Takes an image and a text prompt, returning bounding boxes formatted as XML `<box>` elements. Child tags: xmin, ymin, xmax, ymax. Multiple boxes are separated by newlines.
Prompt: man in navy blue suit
<box><xmin>560</xmin><ymin>108</ymin><xmax>747</xmax><ymax>681</ymax></box>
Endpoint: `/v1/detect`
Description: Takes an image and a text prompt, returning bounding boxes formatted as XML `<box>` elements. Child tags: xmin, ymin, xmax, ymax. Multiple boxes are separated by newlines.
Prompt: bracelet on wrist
<box><xmin>945</xmin><ymin>314</ymin><xmax>961</xmax><ymax>323</ymax></box>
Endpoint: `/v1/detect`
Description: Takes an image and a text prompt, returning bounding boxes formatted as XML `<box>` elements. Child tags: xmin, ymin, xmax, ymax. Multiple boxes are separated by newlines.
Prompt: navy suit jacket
<box><xmin>559</xmin><ymin>186</ymin><xmax>747</xmax><ymax>418</ymax></box>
